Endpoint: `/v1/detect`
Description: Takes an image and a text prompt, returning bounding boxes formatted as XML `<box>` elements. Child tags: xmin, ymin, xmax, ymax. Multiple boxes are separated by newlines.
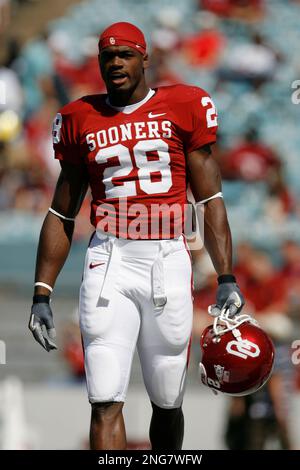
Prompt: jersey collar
<box><xmin>105</xmin><ymin>88</ymin><xmax>155</xmax><ymax>114</ymax></box>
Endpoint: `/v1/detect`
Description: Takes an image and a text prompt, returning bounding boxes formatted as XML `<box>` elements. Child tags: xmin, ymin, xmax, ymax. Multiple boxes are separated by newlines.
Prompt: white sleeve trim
<box><xmin>48</xmin><ymin>207</ymin><xmax>75</xmax><ymax>221</ymax></box>
<box><xmin>196</xmin><ymin>192</ymin><xmax>223</xmax><ymax>205</ymax></box>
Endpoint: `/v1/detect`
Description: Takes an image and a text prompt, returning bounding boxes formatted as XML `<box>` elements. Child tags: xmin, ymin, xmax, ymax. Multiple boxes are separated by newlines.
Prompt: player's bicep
<box><xmin>187</xmin><ymin>146</ymin><xmax>222</xmax><ymax>203</ymax></box>
<box><xmin>51</xmin><ymin>161</ymin><xmax>88</xmax><ymax>218</ymax></box>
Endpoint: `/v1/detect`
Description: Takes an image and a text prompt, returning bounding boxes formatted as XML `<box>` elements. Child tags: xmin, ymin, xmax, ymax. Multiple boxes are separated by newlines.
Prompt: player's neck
<box><xmin>107</xmin><ymin>81</ymin><xmax>150</xmax><ymax>107</ymax></box>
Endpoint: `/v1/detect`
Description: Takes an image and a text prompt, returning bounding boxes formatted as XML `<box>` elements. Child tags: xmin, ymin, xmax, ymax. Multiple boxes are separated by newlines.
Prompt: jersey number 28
<box><xmin>95</xmin><ymin>139</ymin><xmax>173</xmax><ymax>198</ymax></box>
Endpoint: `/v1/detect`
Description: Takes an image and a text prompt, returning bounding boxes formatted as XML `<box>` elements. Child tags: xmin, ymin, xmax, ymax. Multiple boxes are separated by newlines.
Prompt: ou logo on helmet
<box><xmin>226</xmin><ymin>339</ymin><xmax>260</xmax><ymax>360</ymax></box>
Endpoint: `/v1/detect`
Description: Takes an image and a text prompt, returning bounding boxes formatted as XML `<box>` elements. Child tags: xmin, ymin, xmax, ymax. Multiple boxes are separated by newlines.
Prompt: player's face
<box><xmin>99</xmin><ymin>46</ymin><xmax>148</xmax><ymax>93</ymax></box>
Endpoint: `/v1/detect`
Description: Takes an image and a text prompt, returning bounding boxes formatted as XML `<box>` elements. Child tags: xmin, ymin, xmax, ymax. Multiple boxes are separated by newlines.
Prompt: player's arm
<box><xmin>29</xmin><ymin>161</ymin><xmax>88</xmax><ymax>351</ymax></box>
<box><xmin>187</xmin><ymin>144</ymin><xmax>232</xmax><ymax>274</ymax></box>
<box><xmin>187</xmin><ymin>145</ymin><xmax>244</xmax><ymax>317</ymax></box>
<box><xmin>34</xmin><ymin>161</ymin><xmax>88</xmax><ymax>294</ymax></box>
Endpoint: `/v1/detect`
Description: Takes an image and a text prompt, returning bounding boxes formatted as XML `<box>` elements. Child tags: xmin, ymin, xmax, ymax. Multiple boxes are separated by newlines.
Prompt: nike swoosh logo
<box><xmin>148</xmin><ymin>112</ymin><xmax>167</xmax><ymax>118</ymax></box>
<box><xmin>89</xmin><ymin>262</ymin><xmax>105</xmax><ymax>269</ymax></box>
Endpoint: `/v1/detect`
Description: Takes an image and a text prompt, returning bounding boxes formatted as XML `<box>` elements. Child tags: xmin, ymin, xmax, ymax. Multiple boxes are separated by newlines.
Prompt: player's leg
<box><xmin>137</xmin><ymin>243</ymin><xmax>193</xmax><ymax>450</ymax></box>
<box><xmin>90</xmin><ymin>401</ymin><xmax>126</xmax><ymax>450</ymax></box>
<box><xmin>149</xmin><ymin>401</ymin><xmax>184</xmax><ymax>450</ymax></box>
<box><xmin>82</xmin><ymin>289</ymin><xmax>140</xmax><ymax>449</ymax></box>
<box><xmin>80</xmin><ymin>236</ymin><xmax>141</xmax><ymax>449</ymax></box>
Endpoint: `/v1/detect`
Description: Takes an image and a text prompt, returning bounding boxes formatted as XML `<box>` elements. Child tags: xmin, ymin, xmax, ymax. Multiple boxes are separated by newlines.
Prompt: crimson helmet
<box><xmin>199</xmin><ymin>310</ymin><xmax>275</xmax><ymax>396</ymax></box>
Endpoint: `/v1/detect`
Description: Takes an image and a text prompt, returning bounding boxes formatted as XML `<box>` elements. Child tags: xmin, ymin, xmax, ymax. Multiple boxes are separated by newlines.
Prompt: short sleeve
<box><xmin>184</xmin><ymin>90</ymin><xmax>218</xmax><ymax>153</ymax></box>
<box><xmin>52</xmin><ymin>109</ymin><xmax>82</xmax><ymax>164</ymax></box>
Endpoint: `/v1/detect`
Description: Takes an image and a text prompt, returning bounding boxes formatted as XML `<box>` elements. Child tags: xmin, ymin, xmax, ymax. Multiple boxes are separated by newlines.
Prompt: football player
<box><xmin>29</xmin><ymin>22</ymin><xmax>244</xmax><ymax>450</ymax></box>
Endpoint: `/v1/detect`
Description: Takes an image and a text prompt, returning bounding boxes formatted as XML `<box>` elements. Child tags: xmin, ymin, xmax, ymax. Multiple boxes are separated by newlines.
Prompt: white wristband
<box><xmin>49</xmin><ymin>207</ymin><xmax>75</xmax><ymax>221</ymax></box>
<box><xmin>34</xmin><ymin>282</ymin><xmax>53</xmax><ymax>293</ymax></box>
<box><xmin>197</xmin><ymin>192</ymin><xmax>223</xmax><ymax>205</ymax></box>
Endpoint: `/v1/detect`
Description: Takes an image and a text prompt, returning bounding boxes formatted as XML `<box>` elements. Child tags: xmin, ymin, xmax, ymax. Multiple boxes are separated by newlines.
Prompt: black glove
<box><xmin>208</xmin><ymin>274</ymin><xmax>245</xmax><ymax>318</ymax></box>
<box><xmin>29</xmin><ymin>295</ymin><xmax>57</xmax><ymax>352</ymax></box>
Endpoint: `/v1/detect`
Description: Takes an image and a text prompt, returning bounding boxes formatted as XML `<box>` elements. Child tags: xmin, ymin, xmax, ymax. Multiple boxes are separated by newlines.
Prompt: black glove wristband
<box><xmin>33</xmin><ymin>294</ymin><xmax>50</xmax><ymax>304</ymax></box>
<box><xmin>218</xmin><ymin>274</ymin><xmax>236</xmax><ymax>285</ymax></box>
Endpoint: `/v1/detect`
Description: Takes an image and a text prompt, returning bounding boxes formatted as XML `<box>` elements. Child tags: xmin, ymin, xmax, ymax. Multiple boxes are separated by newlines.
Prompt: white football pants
<box><xmin>79</xmin><ymin>232</ymin><xmax>193</xmax><ymax>409</ymax></box>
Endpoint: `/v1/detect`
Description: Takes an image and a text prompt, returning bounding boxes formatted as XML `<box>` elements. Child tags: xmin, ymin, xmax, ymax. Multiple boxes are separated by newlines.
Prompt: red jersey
<box><xmin>52</xmin><ymin>84</ymin><xmax>218</xmax><ymax>239</ymax></box>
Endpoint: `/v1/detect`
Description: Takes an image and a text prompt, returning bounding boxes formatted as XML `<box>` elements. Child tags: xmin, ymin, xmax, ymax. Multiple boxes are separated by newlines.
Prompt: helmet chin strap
<box><xmin>213</xmin><ymin>308</ymin><xmax>258</xmax><ymax>337</ymax></box>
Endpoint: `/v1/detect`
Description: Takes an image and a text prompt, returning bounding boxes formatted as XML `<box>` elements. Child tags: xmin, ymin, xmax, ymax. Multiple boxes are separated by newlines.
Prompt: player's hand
<box><xmin>208</xmin><ymin>278</ymin><xmax>245</xmax><ymax>318</ymax></box>
<box><xmin>29</xmin><ymin>297</ymin><xmax>57</xmax><ymax>352</ymax></box>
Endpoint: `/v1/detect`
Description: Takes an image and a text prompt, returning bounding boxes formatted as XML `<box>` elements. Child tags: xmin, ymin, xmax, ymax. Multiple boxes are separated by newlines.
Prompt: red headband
<box><xmin>99</xmin><ymin>22</ymin><xmax>147</xmax><ymax>55</ymax></box>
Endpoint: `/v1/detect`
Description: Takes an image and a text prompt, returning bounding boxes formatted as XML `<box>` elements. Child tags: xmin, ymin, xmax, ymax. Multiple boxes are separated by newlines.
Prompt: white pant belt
<box><xmin>99</xmin><ymin>239</ymin><xmax>121</xmax><ymax>302</ymax></box>
<box><xmin>151</xmin><ymin>240</ymin><xmax>184</xmax><ymax>308</ymax></box>
<box><xmin>152</xmin><ymin>246</ymin><xmax>167</xmax><ymax>308</ymax></box>
<box><xmin>97</xmin><ymin>234</ymin><xmax>185</xmax><ymax>307</ymax></box>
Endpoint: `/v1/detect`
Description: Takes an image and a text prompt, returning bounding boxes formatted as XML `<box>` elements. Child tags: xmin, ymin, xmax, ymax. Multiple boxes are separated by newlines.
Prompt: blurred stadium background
<box><xmin>1</xmin><ymin>0</ymin><xmax>300</xmax><ymax>450</ymax></box>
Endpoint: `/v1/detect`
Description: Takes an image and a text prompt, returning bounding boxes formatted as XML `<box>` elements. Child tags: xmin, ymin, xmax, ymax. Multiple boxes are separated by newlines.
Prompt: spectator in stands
<box><xmin>62</xmin><ymin>311</ymin><xmax>85</xmax><ymax>381</ymax></box>
<box><xmin>221</xmin><ymin>128</ymin><xmax>280</xmax><ymax>182</ymax></box>
<box><xmin>280</xmin><ymin>240</ymin><xmax>300</xmax><ymax>317</ymax></box>
<box><xmin>147</xmin><ymin>6</ymin><xmax>184</xmax><ymax>87</ymax></box>
<box><xmin>14</xmin><ymin>30</ymin><xmax>70</xmax><ymax>119</ymax></box>
<box><xmin>24</xmin><ymin>96</ymin><xmax>61</xmax><ymax>181</ymax></box>
<box><xmin>240</xmin><ymin>250</ymin><xmax>287</xmax><ymax>314</ymax></box>
<box><xmin>47</xmin><ymin>32</ymin><xmax>105</xmax><ymax>99</ymax></box>
<box><xmin>200</xmin><ymin>0</ymin><xmax>265</xmax><ymax>22</ymax></box>
<box><xmin>219</xmin><ymin>33</ymin><xmax>280</xmax><ymax>89</ymax></box>
<box><xmin>152</xmin><ymin>5</ymin><xmax>182</xmax><ymax>49</ymax></box>
<box><xmin>0</xmin><ymin>62</ymin><xmax>24</xmax><ymax>115</ymax></box>
<box><xmin>281</xmin><ymin>239</ymin><xmax>300</xmax><ymax>279</ymax></box>
<box><xmin>231</xmin><ymin>241</ymin><xmax>256</xmax><ymax>289</ymax></box>
<box><xmin>181</xmin><ymin>11</ymin><xmax>226</xmax><ymax>69</ymax></box>
<box><xmin>147</xmin><ymin>43</ymin><xmax>183</xmax><ymax>88</ymax></box>
<box><xmin>0</xmin><ymin>0</ymin><xmax>10</xmax><ymax>35</ymax></box>
<box><xmin>221</xmin><ymin>128</ymin><xmax>294</xmax><ymax>216</ymax></box>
